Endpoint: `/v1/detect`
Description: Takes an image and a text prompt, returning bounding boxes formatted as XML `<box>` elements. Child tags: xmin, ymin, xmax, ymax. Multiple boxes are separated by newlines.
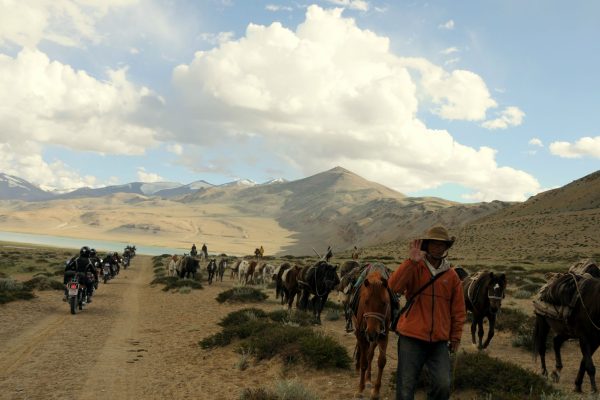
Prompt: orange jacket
<box><xmin>388</xmin><ymin>259</ymin><xmax>466</xmax><ymax>343</ymax></box>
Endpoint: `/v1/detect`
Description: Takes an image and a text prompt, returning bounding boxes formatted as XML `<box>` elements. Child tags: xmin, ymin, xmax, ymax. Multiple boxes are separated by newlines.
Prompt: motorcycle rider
<box><xmin>89</xmin><ymin>248</ymin><xmax>101</xmax><ymax>289</ymax></box>
<box><xmin>63</xmin><ymin>246</ymin><xmax>95</xmax><ymax>303</ymax></box>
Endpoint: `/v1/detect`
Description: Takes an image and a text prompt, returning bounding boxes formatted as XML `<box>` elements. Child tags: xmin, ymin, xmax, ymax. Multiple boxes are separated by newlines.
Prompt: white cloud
<box><xmin>438</xmin><ymin>20</ymin><xmax>455</xmax><ymax>30</ymax></box>
<box><xmin>199</xmin><ymin>31</ymin><xmax>235</xmax><ymax>45</ymax></box>
<box><xmin>171</xmin><ymin>5</ymin><xmax>537</xmax><ymax>201</ymax></box>
<box><xmin>441</xmin><ymin>47</ymin><xmax>458</xmax><ymax>55</ymax></box>
<box><xmin>129</xmin><ymin>47</ymin><xmax>140</xmax><ymax>54</ymax></box>
<box><xmin>265</xmin><ymin>4</ymin><xmax>293</xmax><ymax>12</ymax></box>
<box><xmin>0</xmin><ymin>48</ymin><xmax>164</xmax><ymax>190</ymax></box>
<box><xmin>0</xmin><ymin>142</ymin><xmax>97</xmax><ymax>191</ymax></box>
<box><xmin>136</xmin><ymin>167</ymin><xmax>164</xmax><ymax>182</ymax></box>
<box><xmin>482</xmin><ymin>106</ymin><xmax>525</xmax><ymax>130</ymax></box>
<box><xmin>0</xmin><ymin>0</ymin><xmax>138</xmax><ymax>48</ymax></box>
<box><xmin>166</xmin><ymin>143</ymin><xmax>183</xmax><ymax>155</ymax></box>
<box><xmin>326</xmin><ymin>0</ymin><xmax>370</xmax><ymax>11</ymax></box>
<box><xmin>444</xmin><ymin>57</ymin><xmax>460</xmax><ymax>66</ymax></box>
<box><xmin>529</xmin><ymin>138</ymin><xmax>543</xmax><ymax>147</ymax></box>
<box><xmin>549</xmin><ymin>136</ymin><xmax>600</xmax><ymax>159</ymax></box>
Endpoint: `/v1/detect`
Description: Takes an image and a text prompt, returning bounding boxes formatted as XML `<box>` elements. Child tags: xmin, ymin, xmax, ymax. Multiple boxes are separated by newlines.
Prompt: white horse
<box><xmin>167</xmin><ymin>255</ymin><xmax>180</xmax><ymax>277</ymax></box>
<box><xmin>258</xmin><ymin>263</ymin><xmax>275</xmax><ymax>285</ymax></box>
<box><xmin>238</xmin><ymin>260</ymin><xmax>250</xmax><ymax>284</ymax></box>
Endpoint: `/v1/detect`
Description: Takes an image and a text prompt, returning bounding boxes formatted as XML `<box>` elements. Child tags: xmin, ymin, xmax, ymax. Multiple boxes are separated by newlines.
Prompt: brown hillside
<box><xmin>451</xmin><ymin>170</ymin><xmax>600</xmax><ymax>264</ymax></box>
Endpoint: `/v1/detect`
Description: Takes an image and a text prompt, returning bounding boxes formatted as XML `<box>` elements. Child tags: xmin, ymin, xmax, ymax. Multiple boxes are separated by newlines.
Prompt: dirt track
<box><xmin>0</xmin><ymin>256</ymin><xmax>596</xmax><ymax>400</ymax></box>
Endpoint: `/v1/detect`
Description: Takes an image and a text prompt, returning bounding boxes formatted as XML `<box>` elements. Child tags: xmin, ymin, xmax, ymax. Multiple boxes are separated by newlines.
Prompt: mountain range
<box><xmin>1</xmin><ymin>168</ymin><xmax>599</xmax><ymax>260</ymax></box>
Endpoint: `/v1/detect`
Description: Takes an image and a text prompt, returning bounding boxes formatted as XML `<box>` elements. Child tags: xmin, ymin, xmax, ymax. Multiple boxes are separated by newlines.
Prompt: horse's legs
<box><xmin>371</xmin><ymin>337</ymin><xmax>388</xmax><ymax>400</ymax></box>
<box><xmin>482</xmin><ymin>313</ymin><xmax>496</xmax><ymax>349</ymax></box>
<box><xmin>577</xmin><ymin>339</ymin><xmax>598</xmax><ymax>393</ymax></box>
<box><xmin>365</xmin><ymin>341</ymin><xmax>375</xmax><ymax>386</ymax></box>
<box><xmin>470</xmin><ymin>318</ymin><xmax>477</xmax><ymax>346</ymax></box>
<box><xmin>477</xmin><ymin>319</ymin><xmax>485</xmax><ymax>349</ymax></box>
<box><xmin>551</xmin><ymin>334</ymin><xmax>569</xmax><ymax>383</ymax></box>
<box><xmin>356</xmin><ymin>338</ymin><xmax>369</xmax><ymax>397</ymax></box>
<box><xmin>299</xmin><ymin>289</ymin><xmax>309</xmax><ymax>311</ymax></box>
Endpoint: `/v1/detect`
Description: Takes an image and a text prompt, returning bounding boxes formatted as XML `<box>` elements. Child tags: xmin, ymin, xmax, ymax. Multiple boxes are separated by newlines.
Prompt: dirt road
<box><xmin>0</xmin><ymin>256</ymin><xmax>594</xmax><ymax>400</ymax></box>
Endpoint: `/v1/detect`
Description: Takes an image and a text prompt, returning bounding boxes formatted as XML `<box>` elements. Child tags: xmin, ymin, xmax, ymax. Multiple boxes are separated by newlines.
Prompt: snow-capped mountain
<box><xmin>154</xmin><ymin>180</ymin><xmax>215</xmax><ymax>198</ymax></box>
<box><xmin>0</xmin><ymin>173</ymin><xmax>52</xmax><ymax>201</ymax></box>
<box><xmin>219</xmin><ymin>179</ymin><xmax>258</xmax><ymax>187</ymax></box>
<box><xmin>139</xmin><ymin>182</ymin><xmax>182</xmax><ymax>195</ymax></box>
<box><xmin>260</xmin><ymin>178</ymin><xmax>287</xmax><ymax>185</ymax></box>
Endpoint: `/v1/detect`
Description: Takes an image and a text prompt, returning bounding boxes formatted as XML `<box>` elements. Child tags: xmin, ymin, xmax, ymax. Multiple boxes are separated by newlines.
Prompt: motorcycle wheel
<box><xmin>70</xmin><ymin>297</ymin><xmax>77</xmax><ymax>315</ymax></box>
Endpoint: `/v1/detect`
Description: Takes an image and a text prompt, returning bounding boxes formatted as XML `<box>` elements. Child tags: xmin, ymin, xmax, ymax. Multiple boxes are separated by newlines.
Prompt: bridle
<box><xmin>488</xmin><ymin>282</ymin><xmax>505</xmax><ymax>301</ymax></box>
<box><xmin>362</xmin><ymin>302</ymin><xmax>390</xmax><ymax>338</ymax></box>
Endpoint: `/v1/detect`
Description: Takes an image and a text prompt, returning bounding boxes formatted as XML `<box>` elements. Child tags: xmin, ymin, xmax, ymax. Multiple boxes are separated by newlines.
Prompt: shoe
<box><xmin>87</xmin><ymin>296</ymin><xmax>92</xmax><ymax>303</ymax></box>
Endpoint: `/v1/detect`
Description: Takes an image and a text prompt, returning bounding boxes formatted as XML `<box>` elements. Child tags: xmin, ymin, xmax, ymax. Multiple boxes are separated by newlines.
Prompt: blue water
<box><xmin>0</xmin><ymin>231</ymin><xmax>185</xmax><ymax>256</ymax></box>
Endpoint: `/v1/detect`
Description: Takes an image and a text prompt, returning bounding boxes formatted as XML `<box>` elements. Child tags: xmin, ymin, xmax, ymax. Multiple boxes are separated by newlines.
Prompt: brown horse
<box><xmin>353</xmin><ymin>271</ymin><xmax>391</xmax><ymax>400</ymax></box>
<box><xmin>463</xmin><ymin>270</ymin><xmax>506</xmax><ymax>349</ymax></box>
<box><xmin>230</xmin><ymin>259</ymin><xmax>241</xmax><ymax>280</ymax></box>
<box><xmin>274</xmin><ymin>262</ymin><xmax>291</xmax><ymax>303</ymax></box>
<box><xmin>281</xmin><ymin>265</ymin><xmax>302</xmax><ymax>309</ymax></box>
<box><xmin>534</xmin><ymin>275</ymin><xmax>600</xmax><ymax>393</ymax></box>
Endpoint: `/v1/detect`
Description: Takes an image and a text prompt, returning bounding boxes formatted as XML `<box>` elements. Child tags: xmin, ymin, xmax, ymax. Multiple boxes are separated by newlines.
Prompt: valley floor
<box><xmin>0</xmin><ymin>256</ymin><xmax>595</xmax><ymax>399</ymax></box>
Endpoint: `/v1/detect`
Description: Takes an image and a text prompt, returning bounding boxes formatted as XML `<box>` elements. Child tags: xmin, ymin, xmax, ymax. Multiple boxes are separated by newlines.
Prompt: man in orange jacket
<box><xmin>388</xmin><ymin>226</ymin><xmax>466</xmax><ymax>400</ymax></box>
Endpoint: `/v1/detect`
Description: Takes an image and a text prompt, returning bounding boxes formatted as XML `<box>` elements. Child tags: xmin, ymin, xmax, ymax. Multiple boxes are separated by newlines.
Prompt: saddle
<box><xmin>465</xmin><ymin>271</ymin><xmax>487</xmax><ymax>306</ymax></box>
<box><xmin>534</xmin><ymin>261</ymin><xmax>597</xmax><ymax>321</ymax></box>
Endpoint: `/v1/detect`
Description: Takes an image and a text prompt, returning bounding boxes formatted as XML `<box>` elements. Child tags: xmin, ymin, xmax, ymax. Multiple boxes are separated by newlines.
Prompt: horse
<box><xmin>533</xmin><ymin>275</ymin><xmax>600</xmax><ymax>393</ymax></box>
<box><xmin>257</xmin><ymin>263</ymin><xmax>275</xmax><ymax>285</ymax></box>
<box><xmin>337</xmin><ymin>265</ymin><xmax>362</xmax><ymax>332</ymax></box>
<box><xmin>298</xmin><ymin>260</ymin><xmax>340</xmax><ymax>323</ymax></box>
<box><xmin>462</xmin><ymin>270</ymin><xmax>507</xmax><ymax>349</ymax></box>
<box><xmin>206</xmin><ymin>259</ymin><xmax>217</xmax><ymax>285</ymax></box>
<box><xmin>340</xmin><ymin>260</ymin><xmax>361</xmax><ymax>278</ymax></box>
<box><xmin>230</xmin><ymin>260</ymin><xmax>241</xmax><ymax>280</ymax></box>
<box><xmin>281</xmin><ymin>264</ymin><xmax>302</xmax><ymax>309</ymax></box>
<box><xmin>167</xmin><ymin>255</ymin><xmax>179</xmax><ymax>277</ymax></box>
<box><xmin>217</xmin><ymin>259</ymin><xmax>226</xmax><ymax>282</ymax></box>
<box><xmin>353</xmin><ymin>270</ymin><xmax>391</xmax><ymax>400</ymax></box>
<box><xmin>240</xmin><ymin>260</ymin><xmax>257</xmax><ymax>285</ymax></box>
<box><xmin>274</xmin><ymin>262</ymin><xmax>292</xmax><ymax>303</ymax></box>
<box><xmin>179</xmin><ymin>256</ymin><xmax>199</xmax><ymax>280</ymax></box>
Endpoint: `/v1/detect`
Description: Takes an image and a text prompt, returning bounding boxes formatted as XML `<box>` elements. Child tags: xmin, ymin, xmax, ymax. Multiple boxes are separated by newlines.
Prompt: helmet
<box><xmin>90</xmin><ymin>248</ymin><xmax>97</xmax><ymax>257</ymax></box>
<box><xmin>80</xmin><ymin>246</ymin><xmax>91</xmax><ymax>257</ymax></box>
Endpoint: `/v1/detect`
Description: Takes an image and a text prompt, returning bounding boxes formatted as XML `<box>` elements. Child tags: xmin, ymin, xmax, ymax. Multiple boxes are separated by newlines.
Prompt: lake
<box><xmin>0</xmin><ymin>230</ymin><xmax>186</xmax><ymax>256</ymax></box>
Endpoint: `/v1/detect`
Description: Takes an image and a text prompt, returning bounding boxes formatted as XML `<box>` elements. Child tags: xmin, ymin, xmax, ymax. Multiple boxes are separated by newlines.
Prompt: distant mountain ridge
<box><xmin>0</xmin><ymin>175</ymin><xmax>287</xmax><ymax>201</ymax></box>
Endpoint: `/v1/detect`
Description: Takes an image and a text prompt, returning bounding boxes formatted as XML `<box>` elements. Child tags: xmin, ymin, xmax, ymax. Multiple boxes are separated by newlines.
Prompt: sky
<box><xmin>1</xmin><ymin>0</ymin><xmax>599</xmax><ymax>202</ymax></box>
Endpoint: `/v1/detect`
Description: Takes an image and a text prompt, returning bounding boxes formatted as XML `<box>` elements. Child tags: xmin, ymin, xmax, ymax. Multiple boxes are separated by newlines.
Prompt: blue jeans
<box><xmin>396</xmin><ymin>335</ymin><xmax>451</xmax><ymax>400</ymax></box>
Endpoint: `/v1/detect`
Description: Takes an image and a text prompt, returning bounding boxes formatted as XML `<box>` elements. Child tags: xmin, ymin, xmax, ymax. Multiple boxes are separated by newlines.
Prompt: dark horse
<box><xmin>534</xmin><ymin>275</ymin><xmax>600</xmax><ymax>393</ymax></box>
<box><xmin>274</xmin><ymin>262</ymin><xmax>292</xmax><ymax>303</ymax></box>
<box><xmin>281</xmin><ymin>264</ymin><xmax>302</xmax><ymax>309</ymax></box>
<box><xmin>216</xmin><ymin>259</ymin><xmax>226</xmax><ymax>282</ymax></box>
<box><xmin>462</xmin><ymin>270</ymin><xmax>507</xmax><ymax>349</ymax></box>
<box><xmin>206</xmin><ymin>259</ymin><xmax>217</xmax><ymax>285</ymax></box>
<box><xmin>298</xmin><ymin>261</ymin><xmax>340</xmax><ymax>323</ymax></box>
<box><xmin>179</xmin><ymin>256</ymin><xmax>199</xmax><ymax>280</ymax></box>
<box><xmin>353</xmin><ymin>270</ymin><xmax>391</xmax><ymax>400</ymax></box>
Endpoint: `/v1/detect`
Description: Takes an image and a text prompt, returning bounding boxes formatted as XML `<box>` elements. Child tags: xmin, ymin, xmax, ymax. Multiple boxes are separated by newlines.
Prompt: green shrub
<box><xmin>216</xmin><ymin>287</ymin><xmax>268</xmax><ymax>303</ymax></box>
<box><xmin>325</xmin><ymin>309</ymin><xmax>340</xmax><ymax>321</ymax></box>
<box><xmin>239</xmin><ymin>380</ymin><xmax>319</xmax><ymax>400</ymax></box>
<box><xmin>239</xmin><ymin>388</ymin><xmax>278</xmax><ymax>400</ymax></box>
<box><xmin>0</xmin><ymin>278</ymin><xmax>35</xmax><ymax>304</ymax></box>
<box><xmin>324</xmin><ymin>300</ymin><xmax>344</xmax><ymax>310</ymax></box>
<box><xmin>267</xmin><ymin>310</ymin><xmax>315</xmax><ymax>326</ymax></box>
<box><xmin>162</xmin><ymin>278</ymin><xmax>202</xmax><ymax>292</ymax></box>
<box><xmin>496</xmin><ymin>307</ymin><xmax>534</xmax><ymax>334</ymax></box>
<box><xmin>299</xmin><ymin>333</ymin><xmax>351</xmax><ymax>369</ymax></box>
<box><xmin>201</xmin><ymin>309</ymin><xmax>350</xmax><ymax>370</ymax></box>
<box><xmin>178</xmin><ymin>286</ymin><xmax>192</xmax><ymax>294</ymax></box>
<box><xmin>220</xmin><ymin>308</ymin><xmax>268</xmax><ymax>327</ymax></box>
<box><xmin>22</xmin><ymin>276</ymin><xmax>64</xmax><ymax>291</ymax></box>
<box><xmin>513</xmin><ymin>289</ymin><xmax>534</xmax><ymax>299</ymax></box>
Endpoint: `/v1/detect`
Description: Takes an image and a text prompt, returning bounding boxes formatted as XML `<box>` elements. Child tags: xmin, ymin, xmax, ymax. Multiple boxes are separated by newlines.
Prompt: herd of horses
<box><xmin>164</xmin><ymin>252</ymin><xmax>600</xmax><ymax>397</ymax></box>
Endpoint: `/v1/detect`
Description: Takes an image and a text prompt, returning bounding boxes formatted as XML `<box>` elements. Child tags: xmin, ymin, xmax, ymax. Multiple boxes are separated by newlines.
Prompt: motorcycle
<box><xmin>103</xmin><ymin>262</ymin><xmax>111</xmax><ymax>284</ymax></box>
<box><xmin>66</xmin><ymin>275</ymin><xmax>86</xmax><ymax>315</ymax></box>
<box><xmin>123</xmin><ymin>256</ymin><xmax>130</xmax><ymax>270</ymax></box>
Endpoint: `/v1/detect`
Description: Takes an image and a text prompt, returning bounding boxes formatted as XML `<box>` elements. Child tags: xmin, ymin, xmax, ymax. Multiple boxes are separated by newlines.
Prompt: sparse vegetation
<box><xmin>201</xmin><ymin>308</ymin><xmax>350</xmax><ymax>370</ymax></box>
<box><xmin>216</xmin><ymin>287</ymin><xmax>268</xmax><ymax>303</ymax></box>
<box><xmin>0</xmin><ymin>278</ymin><xmax>36</xmax><ymax>304</ymax></box>
<box><xmin>240</xmin><ymin>380</ymin><xmax>319</xmax><ymax>400</ymax></box>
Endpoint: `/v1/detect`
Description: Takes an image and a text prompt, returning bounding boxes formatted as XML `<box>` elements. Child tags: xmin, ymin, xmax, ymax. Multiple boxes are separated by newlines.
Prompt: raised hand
<box><xmin>408</xmin><ymin>239</ymin><xmax>425</xmax><ymax>263</ymax></box>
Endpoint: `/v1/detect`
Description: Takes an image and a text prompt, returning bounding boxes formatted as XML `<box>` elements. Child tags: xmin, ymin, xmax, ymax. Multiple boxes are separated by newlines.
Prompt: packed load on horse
<box><xmin>533</xmin><ymin>259</ymin><xmax>599</xmax><ymax>321</ymax></box>
<box><xmin>533</xmin><ymin>258</ymin><xmax>600</xmax><ymax>393</ymax></box>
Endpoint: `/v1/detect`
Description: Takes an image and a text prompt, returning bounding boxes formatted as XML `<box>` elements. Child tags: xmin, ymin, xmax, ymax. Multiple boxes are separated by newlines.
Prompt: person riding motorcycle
<box><xmin>63</xmin><ymin>246</ymin><xmax>95</xmax><ymax>303</ymax></box>
<box><xmin>89</xmin><ymin>248</ymin><xmax>101</xmax><ymax>289</ymax></box>
<box><xmin>104</xmin><ymin>252</ymin><xmax>119</xmax><ymax>277</ymax></box>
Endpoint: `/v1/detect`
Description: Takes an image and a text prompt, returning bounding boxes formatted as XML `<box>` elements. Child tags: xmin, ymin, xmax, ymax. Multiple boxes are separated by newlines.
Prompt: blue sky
<box><xmin>1</xmin><ymin>0</ymin><xmax>599</xmax><ymax>202</ymax></box>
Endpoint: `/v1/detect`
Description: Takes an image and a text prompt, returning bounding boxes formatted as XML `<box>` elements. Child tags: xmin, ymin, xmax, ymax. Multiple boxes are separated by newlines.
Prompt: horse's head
<box><xmin>360</xmin><ymin>272</ymin><xmax>390</xmax><ymax>343</ymax></box>
<box><xmin>487</xmin><ymin>272</ymin><xmax>506</xmax><ymax>313</ymax></box>
<box><xmin>319</xmin><ymin>261</ymin><xmax>340</xmax><ymax>291</ymax></box>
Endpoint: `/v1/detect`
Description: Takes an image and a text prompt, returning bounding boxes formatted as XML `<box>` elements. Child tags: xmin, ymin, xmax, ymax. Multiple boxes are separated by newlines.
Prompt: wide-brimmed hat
<box><xmin>419</xmin><ymin>225</ymin><xmax>455</xmax><ymax>251</ymax></box>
